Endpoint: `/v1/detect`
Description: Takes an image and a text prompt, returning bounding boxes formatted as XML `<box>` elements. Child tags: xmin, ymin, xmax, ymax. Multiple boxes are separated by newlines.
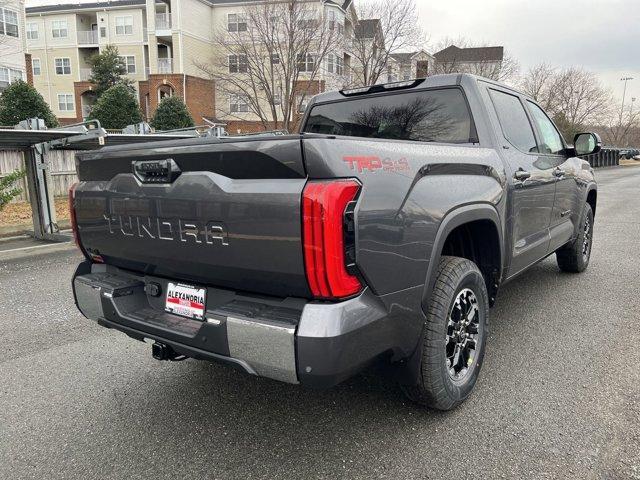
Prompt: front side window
<box><xmin>57</xmin><ymin>93</ymin><xmax>74</xmax><ymax>111</ymax></box>
<box><xmin>304</xmin><ymin>88</ymin><xmax>476</xmax><ymax>144</ymax></box>
<box><xmin>119</xmin><ymin>55</ymin><xmax>136</xmax><ymax>74</ymax></box>
<box><xmin>327</xmin><ymin>53</ymin><xmax>334</xmax><ymax>73</ymax></box>
<box><xmin>270</xmin><ymin>53</ymin><xmax>280</xmax><ymax>65</ymax></box>
<box><xmin>228</xmin><ymin>54</ymin><xmax>248</xmax><ymax>73</ymax></box>
<box><xmin>0</xmin><ymin>67</ymin><xmax>9</xmax><ymax>83</ymax></box>
<box><xmin>32</xmin><ymin>59</ymin><xmax>41</xmax><ymax>76</ymax></box>
<box><xmin>0</xmin><ymin>8</ymin><xmax>19</xmax><ymax>37</ymax></box>
<box><xmin>489</xmin><ymin>89</ymin><xmax>537</xmax><ymax>153</ymax></box>
<box><xmin>229</xmin><ymin>94</ymin><xmax>249</xmax><ymax>113</ymax></box>
<box><xmin>52</xmin><ymin>20</ymin><xmax>68</xmax><ymax>38</ymax></box>
<box><xmin>26</xmin><ymin>23</ymin><xmax>39</xmax><ymax>40</ymax></box>
<box><xmin>55</xmin><ymin>58</ymin><xmax>71</xmax><ymax>75</ymax></box>
<box><xmin>527</xmin><ymin>101</ymin><xmax>565</xmax><ymax>155</ymax></box>
<box><xmin>228</xmin><ymin>14</ymin><xmax>247</xmax><ymax>32</ymax></box>
<box><xmin>115</xmin><ymin>16</ymin><xmax>133</xmax><ymax>35</ymax></box>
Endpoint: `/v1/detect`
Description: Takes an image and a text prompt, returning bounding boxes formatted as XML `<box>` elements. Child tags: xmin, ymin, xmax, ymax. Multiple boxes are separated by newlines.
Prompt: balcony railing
<box><xmin>157</xmin><ymin>58</ymin><xmax>173</xmax><ymax>73</ymax></box>
<box><xmin>77</xmin><ymin>30</ymin><xmax>98</xmax><ymax>45</ymax></box>
<box><xmin>155</xmin><ymin>13</ymin><xmax>172</xmax><ymax>31</ymax></box>
<box><xmin>79</xmin><ymin>68</ymin><xmax>92</xmax><ymax>81</ymax></box>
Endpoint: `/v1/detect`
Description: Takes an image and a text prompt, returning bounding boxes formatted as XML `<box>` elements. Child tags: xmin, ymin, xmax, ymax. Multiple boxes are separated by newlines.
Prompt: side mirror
<box><xmin>574</xmin><ymin>132</ymin><xmax>602</xmax><ymax>156</ymax></box>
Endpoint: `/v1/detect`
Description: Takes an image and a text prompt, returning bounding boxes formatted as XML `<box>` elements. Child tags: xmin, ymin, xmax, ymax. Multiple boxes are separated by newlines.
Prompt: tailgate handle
<box><xmin>133</xmin><ymin>158</ymin><xmax>181</xmax><ymax>184</ymax></box>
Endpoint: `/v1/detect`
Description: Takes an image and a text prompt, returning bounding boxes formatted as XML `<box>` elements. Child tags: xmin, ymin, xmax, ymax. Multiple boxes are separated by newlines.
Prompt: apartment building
<box><xmin>0</xmin><ymin>0</ymin><xmax>27</xmax><ymax>94</ymax></box>
<box><xmin>25</xmin><ymin>0</ymin><xmax>216</xmax><ymax>125</ymax></box>
<box><xmin>25</xmin><ymin>0</ymin><xmax>356</xmax><ymax>131</ymax></box>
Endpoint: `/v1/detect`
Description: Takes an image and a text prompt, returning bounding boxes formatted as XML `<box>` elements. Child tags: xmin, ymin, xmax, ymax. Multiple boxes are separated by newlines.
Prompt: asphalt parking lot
<box><xmin>1</xmin><ymin>166</ymin><xmax>639</xmax><ymax>480</ymax></box>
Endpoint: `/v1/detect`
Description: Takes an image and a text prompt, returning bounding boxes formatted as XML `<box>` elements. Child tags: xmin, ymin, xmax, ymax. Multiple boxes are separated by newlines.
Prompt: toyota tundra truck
<box><xmin>70</xmin><ymin>74</ymin><xmax>600</xmax><ymax>410</ymax></box>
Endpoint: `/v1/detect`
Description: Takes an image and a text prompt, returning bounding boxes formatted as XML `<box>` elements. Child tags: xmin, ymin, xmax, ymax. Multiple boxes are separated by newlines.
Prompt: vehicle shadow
<box><xmin>95</xmin><ymin>258</ymin><xmax>566</xmax><ymax>476</ymax></box>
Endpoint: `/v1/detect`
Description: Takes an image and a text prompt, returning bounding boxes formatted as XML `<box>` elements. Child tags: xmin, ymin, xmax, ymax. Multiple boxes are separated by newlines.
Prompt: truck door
<box><xmin>525</xmin><ymin>100</ymin><xmax>578</xmax><ymax>253</ymax></box>
<box><xmin>488</xmin><ymin>88</ymin><xmax>557</xmax><ymax>276</ymax></box>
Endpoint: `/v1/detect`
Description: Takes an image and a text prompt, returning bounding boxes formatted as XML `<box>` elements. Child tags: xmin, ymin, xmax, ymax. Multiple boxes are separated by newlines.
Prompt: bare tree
<box><xmin>348</xmin><ymin>0</ymin><xmax>424</xmax><ymax>87</ymax></box>
<box><xmin>519</xmin><ymin>63</ymin><xmax>558</xmax><ymax>111</ymax></box>
<box><xmin>597</xmin><ymin>104</ymin><xmax>640</xmax><ymax>146</ymax></box>
<box><xmin>520</xmin><ymin>64</ymin><xmax>613</xmax><ymax>140</ymax></box>
<box><xmin>194</xmin><ymin>0</ymin><xmax>342</xmax><ymax>131</ymax></box>
<box><xmin>431</xmin><ymin>37</ymin><xmax>520</xmax><ymax>84</ymax></box>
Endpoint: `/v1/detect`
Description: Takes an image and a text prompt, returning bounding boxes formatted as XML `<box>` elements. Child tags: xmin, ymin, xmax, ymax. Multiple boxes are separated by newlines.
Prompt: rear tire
<box><xmin>402</xmin><ymin>256</ymin><xmax>489</xmax><ymax>410</ymax></box>
<box><xmin>556</xmin><ymin>202</ymin><xmax>594</xmax><ymax>273</ymax></box>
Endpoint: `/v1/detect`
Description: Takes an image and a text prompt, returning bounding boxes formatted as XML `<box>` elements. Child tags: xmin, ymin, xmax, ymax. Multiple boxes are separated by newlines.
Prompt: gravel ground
<box><xmin>0</xmin><ymin>167</ymin><xmax>639</xmax><ymax>480</ymax></box>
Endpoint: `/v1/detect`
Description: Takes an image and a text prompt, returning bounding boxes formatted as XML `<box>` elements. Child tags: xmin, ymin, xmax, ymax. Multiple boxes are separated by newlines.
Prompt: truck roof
<box><xmin>309</xmin><ymin>73</ymin><xmax>527</xmax><ymax>106</ymax></box>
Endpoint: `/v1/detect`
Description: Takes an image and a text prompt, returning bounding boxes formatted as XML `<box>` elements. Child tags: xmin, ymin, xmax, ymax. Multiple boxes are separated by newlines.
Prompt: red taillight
<box><xmin>68</xmin><ymin>182</ymin><xmax>81</xmax><ymax>248</ymax></box>
<box><xmin>302</xmin><ymin>179</ymin><xmax>362</xmax><ymax>299</ymax></box>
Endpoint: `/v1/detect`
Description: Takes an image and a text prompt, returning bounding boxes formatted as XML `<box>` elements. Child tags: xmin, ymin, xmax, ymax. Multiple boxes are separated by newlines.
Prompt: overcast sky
<box><xmin>418</xmin><ymin>0</ymin><xmax>640</xmax><ymax>106</ymax></box>
<box><xmin>26</xmin><ymin>0</ymin><xmax>640</xmax><ymax>106</ymax></box>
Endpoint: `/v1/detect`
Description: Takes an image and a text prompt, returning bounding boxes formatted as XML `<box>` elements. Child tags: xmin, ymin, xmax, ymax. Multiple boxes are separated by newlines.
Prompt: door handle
<box><xmin>514</xmin><ymin>169</ymin><xmax>531</xmax><ymax>181</ymax></box>
<box><xmin>553</xmin><ymin>167</ymin><xmax>565</xmax><ymax>178</ymax></box>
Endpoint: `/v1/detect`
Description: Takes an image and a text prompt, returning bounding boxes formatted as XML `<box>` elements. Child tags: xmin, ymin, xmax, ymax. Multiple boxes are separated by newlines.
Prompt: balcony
<box><xmin>155</xmin><ymin>13</ymin><xmax>172</xmax><ymax>32</ymax></box>
<box><xmin>157</xmin><ymin>58</ymin><xmax>173</xmax><ymax>74</ymax></box>
<box><xmin>79</xmin><ymin>68</ymin><xmax>92</xmax><ymax>81</ymax></box>
<box><xmin>77</xmin><ymin>30</ymin><xmax>98</xmax><ymax>45</ymax></box>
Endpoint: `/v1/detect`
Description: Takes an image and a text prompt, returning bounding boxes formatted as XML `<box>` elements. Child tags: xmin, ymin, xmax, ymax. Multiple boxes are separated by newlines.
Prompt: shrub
<box><xmin>89</xmin><ymin>84</ymin><xmax>142</xmax><ymax>130</ymax></box>
<box><xmin>150</xmin><ymin>96</ymin><xmax>195</xmax><ymax>131</ymax></box>
<box><xmin>0</xmin><ymin>169</ymin><xmax>26</xmax><ymax>211</ymax></box>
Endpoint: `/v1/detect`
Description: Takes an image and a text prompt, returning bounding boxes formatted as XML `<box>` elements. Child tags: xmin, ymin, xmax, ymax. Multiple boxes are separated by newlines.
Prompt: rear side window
<box><xmin>489</xmin><ymin>89</ymin><xmax>538</xmax><ymax>153</ymax></box>
<box><xmin>303</xmin><ymin>88</ymin><xmax>476</xmax><ymax>144</ymax></box>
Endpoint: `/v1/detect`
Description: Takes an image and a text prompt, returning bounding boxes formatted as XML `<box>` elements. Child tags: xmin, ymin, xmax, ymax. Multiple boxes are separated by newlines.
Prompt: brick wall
<box><xmin>142</xmin><ymin>74</ymin><xmax>215</xmax><ymax>124</ymax></box>
<box><xmin>25</xmin><ymin>54</ymin><xmax>33</xmax><ymax>86</ymax></box>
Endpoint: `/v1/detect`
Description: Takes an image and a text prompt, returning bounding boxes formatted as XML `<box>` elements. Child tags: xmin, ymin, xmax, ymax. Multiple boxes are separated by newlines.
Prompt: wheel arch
<box><xmin>421</xmin><ymin>203</ymin><xmax>503</xmax><ymax>312</ymax></box>
<box><xmin>586</xmin><ymin>186</ymin><xmax>597</xmax><ymax>217</ymax></box>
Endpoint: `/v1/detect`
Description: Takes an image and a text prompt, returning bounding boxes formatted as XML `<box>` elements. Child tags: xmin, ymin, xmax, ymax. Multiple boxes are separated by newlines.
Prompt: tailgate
<box><xmin>74</xmin><ymin>135</ymin><xmax>310</xmax><ymax>298</ymax></box>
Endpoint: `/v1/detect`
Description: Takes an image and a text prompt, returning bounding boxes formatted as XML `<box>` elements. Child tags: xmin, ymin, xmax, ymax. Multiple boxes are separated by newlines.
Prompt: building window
<box><xmin>336</xmin><ymin>56</ymin><xmax>344</xmax><ymax>75</ymax></box>
<box><xmin>0</xmin><ymin>8</ymin><xmax>19</xmax><ymax>38</ymax></box>
<box><xmin>327</xmin><ymin>10</ymin><xmax>343</xmax><ymax>34</ymax></box>
<box><xmin>297</xmin><ymin>53</ymin><xmax>316</xmax><ymax>73</ymax></box>
<box><xmin>228</xmin><ymin>54</ymin><xmax>247</xmax><ymax>73</ymax></box>
<box><xmin>228</xmin><ymin>14</ymin><xmax>247</xmax><ymax>32</ymax></box>
<box><xmin>26</xmin><ymin>23</ymin><xmax>39</xmax><ymax>40</ymax></box>
<box><xmin>115</xmin><ymin>16</ymin><xmax>134</xmax><ymax>35</ymax></box>
<box><xmin>52</xmin><ymin>20</ymin><xmax>68</xmax><ymax>38</ymax></box>
<box><xmin>55</xmin><ymin>58</ymin><xmax>71</xmax><ymax>75</ymax></box>
<box><xmin>297</xmin><ymin>12</ymin><xmax>317</xmax><ymax>30</ymax></box>
<box><xmin>119</xmin><ymin>55</ymin><xmax>136</xmax><ymax>74</ymax></box>
<box><xmin>327</xmin><ymin>53</ymin><xmax>334</xmax><ymax>73</ymax></box>
<box><xmin>0</xmin><ymin>67</ymin><xmax>9</xmax><ymax>84</ymax></box>
<box><xmin>273</xmin><ymin>90</ymin><xmax>282</xmax><ymax>106</ymax></box>
<box><xmin>229</xmin><ymin>94</ymin><xmax>249</xmax><ymax>113</ymax></box>
<box><xmin>270</xmin><ymin>53</ymin><xmax>280</xmax><ymax>65</ymax></box>
<box><xmin>32</xmin><ymin>59</ymin><xmax>41</xmax><ymax>76</ymax></box>
<box><xmin>57</xmin><ymin>93</ymin><xmax>75</xmax><ymax>112</ymax></box>
<box><xmin>100</xmin><ymin>26</ymin><xmax>107</xmax><ymax>38</ymax></box>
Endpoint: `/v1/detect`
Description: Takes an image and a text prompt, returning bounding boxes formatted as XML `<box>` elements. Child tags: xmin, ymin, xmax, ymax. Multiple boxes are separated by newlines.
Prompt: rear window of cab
<box><xmin>303</xmin><ymin>88</ymin><xmax>476</xmax><ymax>144</ymax></box>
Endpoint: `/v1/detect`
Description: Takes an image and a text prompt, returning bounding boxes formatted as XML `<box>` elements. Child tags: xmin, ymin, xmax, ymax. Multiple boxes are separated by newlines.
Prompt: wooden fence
<box><xmin>0</xmin><ymin>150</ymin><xmax>78</xmax><ymax>203</ymax></box>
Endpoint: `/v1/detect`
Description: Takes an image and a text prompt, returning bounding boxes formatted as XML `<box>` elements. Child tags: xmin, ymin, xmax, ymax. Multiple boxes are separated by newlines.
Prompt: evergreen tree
<box><xmin>87</xmin><ymin>45</ymin><xmax>133</xmax><ymax>97</ymax></box>
<box><xmin>0</xmin><ymin>81</ymin><xmax>58</xmax><ymax>128</ymax></box>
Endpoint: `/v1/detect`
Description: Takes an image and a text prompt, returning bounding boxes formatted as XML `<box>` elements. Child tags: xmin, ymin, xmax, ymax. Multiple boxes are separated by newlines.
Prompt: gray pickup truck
<box><xmin>70</xmin><ymin>74</ymin><xmax>600</xmax><ymax>410</ymax></box>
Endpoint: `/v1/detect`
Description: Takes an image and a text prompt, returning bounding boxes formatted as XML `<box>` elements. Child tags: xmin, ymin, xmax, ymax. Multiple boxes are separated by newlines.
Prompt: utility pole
<box><xmin>620</xmin><ymin>77</ymin><xmax>634</xmax><ymax>126</ymax></box>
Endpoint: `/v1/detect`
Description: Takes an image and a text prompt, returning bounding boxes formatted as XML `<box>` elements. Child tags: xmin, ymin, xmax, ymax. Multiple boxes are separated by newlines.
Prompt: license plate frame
<box><xmin>164</xmin><ymin>282</ymin><xmax>207</xmax><ymax>320</ymax></box>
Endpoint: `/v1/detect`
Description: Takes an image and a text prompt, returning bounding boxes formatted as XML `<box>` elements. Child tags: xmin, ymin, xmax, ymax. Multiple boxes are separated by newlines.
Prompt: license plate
<box><xmin>165</xmin><ymin>282</ymin><xmax>206</xmax><ymax>320</ymax></box>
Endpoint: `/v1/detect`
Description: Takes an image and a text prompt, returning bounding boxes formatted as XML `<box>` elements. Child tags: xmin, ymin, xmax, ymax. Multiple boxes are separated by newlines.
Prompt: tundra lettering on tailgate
<box><xmin>103</xmin><ymin>214</ymin><xmax>229</xmax><ymax>246</ymax></box>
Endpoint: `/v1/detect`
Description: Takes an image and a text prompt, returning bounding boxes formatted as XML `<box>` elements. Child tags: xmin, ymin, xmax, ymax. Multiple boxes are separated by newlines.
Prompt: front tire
<box><xmin>403</xmin><ymin>256</ymin><xmax>489</xmax><ymax>410</ymax></box>
<box><xmin>556</xmin><ymin>202</ymin><xmax>594</xmax><ymax>273</ymax></box>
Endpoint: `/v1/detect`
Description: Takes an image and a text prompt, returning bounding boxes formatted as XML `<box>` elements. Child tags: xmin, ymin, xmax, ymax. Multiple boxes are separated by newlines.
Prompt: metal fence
<box><xmin>0</xmin><ymin>150</ymin><xmax>77</xmax><ymax>203</ymax></box>
<box><xmin>581</xmin><ymin>148</ymin><xmax>621</xmax><ymax>168</ymax></box>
